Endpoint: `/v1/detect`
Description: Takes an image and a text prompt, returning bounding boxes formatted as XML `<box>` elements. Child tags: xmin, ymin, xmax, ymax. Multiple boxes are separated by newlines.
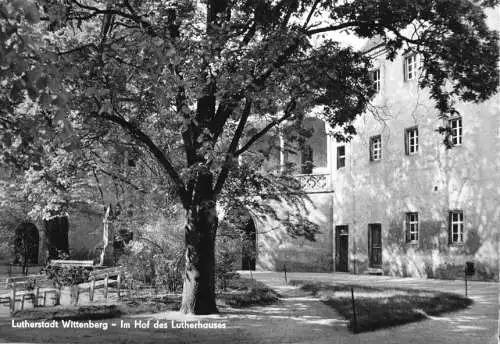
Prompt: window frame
<box><xmin>448</xmin><ymin>117</ymin><xmax>463</xmax><ymax>146</ymax></box>
<box><xmin>370</xmin><ymin>68</ymin><xmax>381</xmax><ymax>93</ymax></box>
<box><xmin>405</xmin><ymin>212</ymin><xmax>419</xmax><ymax>243</ymax></box>
<box><xmin>337</xmin><ymin>145</ymin><xmax>346</xmax><ymax>169</ymax></box>
<box><xmin>448</xmin><ymin>210</ymin><xmax>464</xmax><ymax>244</ymax></box>
<box><xmin>404</xmin><ymin>54</ymin><xmax>418</xmax><ymax>81</ymax></box>
<box><xmin>404</xmin><ymin>126</ymin><xmax>419</xmax><ymax>155</ymax></box>
<box><xmin>369</xmin><ymin>135</ymin><xmax>382</xmax><ymax>162</ymax></box>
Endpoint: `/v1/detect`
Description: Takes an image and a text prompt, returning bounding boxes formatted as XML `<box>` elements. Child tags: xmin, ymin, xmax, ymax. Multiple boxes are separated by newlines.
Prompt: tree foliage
<box><xmin>1</xmin><ymin>0</ymin><xmax>498</xmax><ymax>209</ymax></box>
<box><xmin>0</xmin><ymin>0</ymin><xmax>498</xmax><ymax>314</ymax></box>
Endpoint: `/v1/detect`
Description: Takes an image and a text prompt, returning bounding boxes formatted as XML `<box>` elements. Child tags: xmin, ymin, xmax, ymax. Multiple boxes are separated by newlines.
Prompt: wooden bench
<box><xmin>49</xmin><ymin>260</ymin><xmax>94</xmax><ymax>267</ymax></box>
<box><xmin>84</xmin><ymin>267</ymin><xmax>124</xmax><ymax>301</ymax></box>
<box><xmin>0</xmin><ymin>275</ymin><xmax>58</xmax><ymax>312</ymax></box>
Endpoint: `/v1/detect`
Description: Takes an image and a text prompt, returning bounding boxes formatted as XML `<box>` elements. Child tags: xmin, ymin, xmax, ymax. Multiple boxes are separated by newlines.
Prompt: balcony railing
<box><xmin>295</xmin><ymin>173</ymin><xmax>332</xmax><ymax>193</ymax></box>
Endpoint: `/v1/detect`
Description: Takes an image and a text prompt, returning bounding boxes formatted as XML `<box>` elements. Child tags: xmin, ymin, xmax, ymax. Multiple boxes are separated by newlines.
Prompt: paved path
<box><xmin>0</xmin><ymin>272</ymin><xmax>497</xmax><ymax>343</ymax></box>
<box><xmin>240</xmin><ymin>271</ymin><xmax>500</xmax><ymax>344</ymax></box>
<box><xmin>0</xmin><ymin>284</ymin><xmax>349</xmax><ymax>343</ymax></box>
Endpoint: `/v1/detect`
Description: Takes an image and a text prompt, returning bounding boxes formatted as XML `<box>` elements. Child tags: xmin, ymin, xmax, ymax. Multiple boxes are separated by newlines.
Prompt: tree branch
<box><xmin>213</xmin><ymin>98</ymin><xmax>252</xmax><ymax>195</ymax></box>
<box><xmin>97</xmin><ymin>168</ymin><xmax>147</xmax><ymax>194</ymax></box>
<box><xmin>306</xmin><ymin>22</ymin><xmax>360</xmax><ymax>35</ymax></box>
<box><xmin>211</xmin><ymin>41</ymin><xmax>298</xmax><ymax>143</ymax></box>
<box><xmin>235</xmin><ymin>99</ymin><xmax>296</xmax><ymax>156</ymax></box>
<box><xmin>71</xmin><ymin>0</ymin><xmax>159</xmax><ymax>37</ymax></box>
<box><xmin>136</xmin><ymin>235</ymin><xmax>166</xmax><ymax>254</ymax></box>
<box><xmin>95</xmin><ymin>111</ymin><xmax>188</xmax><ymax>206</ymax></box>
<box><xmin>303</xmin><ymin>0</ymin><xmax>321</xmax><ymax>29</ymax></box>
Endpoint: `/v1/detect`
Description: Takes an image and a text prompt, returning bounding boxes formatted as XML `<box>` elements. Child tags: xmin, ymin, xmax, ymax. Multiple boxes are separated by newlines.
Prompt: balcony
<box><xmin>295</xmin><ymin>173</ymin><xmax>332</xmax><ymax>193</ymax></box>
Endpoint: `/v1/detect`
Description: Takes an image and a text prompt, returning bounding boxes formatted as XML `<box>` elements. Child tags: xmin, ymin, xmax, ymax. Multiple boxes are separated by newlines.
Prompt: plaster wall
<box><xmin>256</xmin><ymin>192</ymin><xmax>334</xmax><ymax>272</ymax></box>
<box><xmin>332</xmin><ymin>47</ymin><xmax>499</xmax><ymax>281</ymax></box>
<box><xmin>35</xmin><ymin>208</ymin><xmax>104</xmax><ymax>264</ymax></box>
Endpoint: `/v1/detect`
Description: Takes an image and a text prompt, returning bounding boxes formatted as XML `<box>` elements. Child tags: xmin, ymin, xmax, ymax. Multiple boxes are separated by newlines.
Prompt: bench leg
<box><xmin>10</xmin><ymin>286</ymin><xmax>16</xmax><ymax>312</ymax></box>
<box><xmin>43</xmin><ymin>292</ymin><xmax>47</xmax><ymax>306</ymax></box>
<box><xmin>90</xmin><ymin>279</ymin><xmax>95</xmax><ymax>302</ymax></box>
<box><xmin>117</xmin><ymin>274</ymin><xmax>121</xmax><ymax>300</ymax></box>
<box><xmin>20</xmin><ymin>295</ymin><xmax>25</xmax><ymax>311</ymax></box>
<box><xmin>75</xmin><ymin>288</ymin><xmax>80</xmax><ymax>306</ymax></box>
<box><xmin>34</xmin><ymin>287</ymin><xmax>40</xmax><ymax>307</ymax></box>
<box><xmin>55</xmin><ymin>288</ymin><xmax>61</xmax><ymax>306</ymax></box>
<box><xmin>9</xmin><ymin>297</ymin><xmax>14</xmax><ymax>313</ymax></box>
<box><xmin>104</xmin><ymin>275</ymin><xmax>109</xmax><ymax>299</ymax></box>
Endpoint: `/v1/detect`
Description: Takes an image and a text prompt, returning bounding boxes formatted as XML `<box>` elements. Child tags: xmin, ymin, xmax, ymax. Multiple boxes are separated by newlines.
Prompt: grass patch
<box><xmin>217</xmin><ymin>277</ymin><xmax>280</xmax><ymax>308</ymax></box>
<box><xmin>12</xmin><ymin>305</ymin><xmax>123</xmax><ymax>320</ymax></box>
<box><xmin>290</xmin><ymin>280</ymin><xmax>473</xmax><ymax>333</ymax></box>
<box><xmin>12</xmin><ymin>298</ymin><xmax>181</xmax><ymax>320</ymax></box>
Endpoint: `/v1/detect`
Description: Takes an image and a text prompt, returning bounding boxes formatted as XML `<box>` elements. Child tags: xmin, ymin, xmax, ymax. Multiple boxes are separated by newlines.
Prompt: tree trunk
<box><xmin>44</xmin><ymin>216</ymin><xmax>69</xmax><ymax>259</ymax></box>
<box><xmin>180</xmin><ymin>171</ymin><xmax>218</xmax><ymax>315</ymax></box>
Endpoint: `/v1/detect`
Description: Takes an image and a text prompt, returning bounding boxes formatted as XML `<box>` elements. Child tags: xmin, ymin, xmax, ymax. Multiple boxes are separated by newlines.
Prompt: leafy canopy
<box><xmin>0</xmin><ymin>0</ymin><xmax>498</xmax><ymax>220</ymax></box>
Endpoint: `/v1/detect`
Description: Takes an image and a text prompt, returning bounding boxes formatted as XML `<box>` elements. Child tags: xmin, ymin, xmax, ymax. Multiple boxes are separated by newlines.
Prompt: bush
<box><xmin>153</xmin><ymin>254</ymin><xmax>184</xmax><ymax>293</ymax></box>
<box><xmin>117</xmin><ymin>214</ymin><xmax>186</xmax><ymax>293</ymax></box>
<box><xmin>215</xmin><ymin>236</ymin><xmax>240</xmax><ymax>291</ymax></box>
<box><xmin>42</xmin><ymin>265</ymin><xmax>91</xmax><ymax>287</ymax></box>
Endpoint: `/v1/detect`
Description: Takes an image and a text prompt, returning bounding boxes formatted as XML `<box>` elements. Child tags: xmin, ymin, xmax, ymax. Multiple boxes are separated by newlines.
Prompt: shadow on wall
<box><xmin>385</xmin><ymin>220</ymin><xmax>497</xmax><ymax>281</ymax></box>
<box><xmin>257</xmin><ymin>225</ymin><xmax>333</xmax><ymax>272</ymax></box>
<box><xmin>256</xmin><ymin>193</ymin><xmax>333</xmax><ymax>272</ymax></box>
<box><xmin>346</xmin><ymin>107</ymin><xmax>499</xmax><ymax>281</ymax></box>
<box><xmin>273</xmin><ymin>247</ymin><xmax>333</xmax><ymax>272</ymax></box>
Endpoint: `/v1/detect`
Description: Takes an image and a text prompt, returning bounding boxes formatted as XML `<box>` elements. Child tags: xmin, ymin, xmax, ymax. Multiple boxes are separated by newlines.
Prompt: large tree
<box><xmin>0</xmin><ymin>0</ymin><xmax>498</xmax><ymax>314</ymax></box>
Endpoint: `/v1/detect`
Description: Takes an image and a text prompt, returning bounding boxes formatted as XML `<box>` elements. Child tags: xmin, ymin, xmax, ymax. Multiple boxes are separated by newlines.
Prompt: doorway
<box><xmin>368</xmin><ymin>223</ymin><xmax>382</xmax><ymax>268</ymax></box>
<box><xmin>335</xmin><ymin>225</ymin><xmax>349</xmax><ymax>272</ymax></box>
<box><xmin>14</xmin><ymin>222</ymin><xmax>40</xmax><ymax>265</ymax></box>
<box><xmin>241</xmin><ymin>216</ymin><xmax>257</xmax><ymax>271</ymax></box>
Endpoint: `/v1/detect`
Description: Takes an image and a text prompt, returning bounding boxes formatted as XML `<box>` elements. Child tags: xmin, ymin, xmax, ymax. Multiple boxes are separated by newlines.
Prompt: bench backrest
<box><xmin>90</xmin><ymin>267</ymin><xmax>123</xmax><ymax>280</ymax></box>
<box><xmin>6</xmin><ymin>274</ymin><xmax>51</xmax><ymax>289</ymax></box>
<box><xmin>50</xmin><ymin>260</ymin><xmax>94</xmax><ymax>267</ymax></box>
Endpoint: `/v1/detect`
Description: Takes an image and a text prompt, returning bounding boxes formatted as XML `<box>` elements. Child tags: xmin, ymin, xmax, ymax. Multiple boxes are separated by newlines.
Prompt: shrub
<box><xmin>117</xmin><ymin>214</ymin><xmax>186</xmax><ymax>293</ymax></box>
<box><xmin>215</xmin><ymin>236</ymin><xmax>240</xmax><ymax>291</ymax></box>
<box><xmin>42</xmin><ymin>265</ymin><xmax>91</xmax><ymax>287</ymax></box>
<box><xmin>153</xmin><ymin>254</ymin><xmax>184</xmax><ymax>293</ymax></box>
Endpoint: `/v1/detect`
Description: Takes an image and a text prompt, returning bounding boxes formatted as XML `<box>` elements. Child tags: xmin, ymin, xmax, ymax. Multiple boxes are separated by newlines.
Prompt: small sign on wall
<box><xmin>465</xmin><ymin>261</ymin><xmax>475</xmax><ymax>276</ymax></box>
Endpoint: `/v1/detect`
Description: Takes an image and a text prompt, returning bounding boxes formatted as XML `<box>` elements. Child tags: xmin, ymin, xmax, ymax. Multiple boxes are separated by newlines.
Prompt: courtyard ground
<box><xmin>0</xmin><ymin>271</ymin><xmax>497</xmax><ymax>344</ymax></box>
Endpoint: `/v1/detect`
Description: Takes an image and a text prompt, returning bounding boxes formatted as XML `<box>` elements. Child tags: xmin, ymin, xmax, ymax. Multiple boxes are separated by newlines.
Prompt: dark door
<box><xmin>242</xmin><ymin>218</ymin><xmax>257</xmax><ymax>270</ymax></box>
<box><xmin>368</xmin><ymin>224</ymin><xmax>382</xmax><ymax>268</ymax></box>
<box><xmin>335</xmin><ymin>225</ymin><xmax>349</xmax><ymax>272</ymax></box>
<box><xmin>14</xmin><ymin>222</ymin><xmax>39</xmax><ymax>265</ymax></box>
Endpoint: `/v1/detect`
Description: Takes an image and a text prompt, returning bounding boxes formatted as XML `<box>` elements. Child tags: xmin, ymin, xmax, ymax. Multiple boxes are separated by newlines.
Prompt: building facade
<box><xmin>329</xmin><ymin>43</ymin><xmax>499</xmax><ymax>281</ymax></box>
<box><xmin>253</xmin><ymin>32</ymin><xmax>499</xmax><ymax>282</ymax></box>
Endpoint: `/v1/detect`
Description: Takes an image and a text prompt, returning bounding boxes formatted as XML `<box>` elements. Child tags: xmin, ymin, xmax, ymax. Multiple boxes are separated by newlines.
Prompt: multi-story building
<box><xmin>253</xmin><ymin>15</ymin><xmax>499</xmax><ymax>282</ymax></box>
<box><xmin>329</xmin><ymin>40</ymin><xmax>499</xmax><ymax>281</ymax></box>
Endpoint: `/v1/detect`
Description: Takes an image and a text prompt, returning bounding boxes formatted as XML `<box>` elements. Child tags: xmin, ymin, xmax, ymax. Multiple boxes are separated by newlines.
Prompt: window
<box><xmin>404</xmin><ymin>54</ymin><xmax>418</xmax><ymax>81</ymax></box>
<box><xmin>293</xmin><ymin>118</ymin><xmax>327</xmax><ymax>173</ymax></box>
<box><xmin>369</xmin><ymin>135</ymin><xmax>382</xmax><ymax>161</ymax></box>
<box><xmin>337</xmin><ymin>146</ymin><xmax>346</xmax><ymax>169</ymax></box>
<box><xmin>370</xmin><ymin>69</ymin><xmax>381</xmax><ymax>92</ymax></box>
<box><xmin>448</xmin><ymin>211</ymin><xmax>464</xmax><ymax>244</ymax></box>
<box><xmin>301</xmin><ymin>144</ymin><xmax>313</xmax><ymax>174</ymax></box>
<box><xmin>404</xmin><ymin>126</ymin><xmax>419</xmax><ymax>155</ymax></box>
<box><xmin>405</xmin><ymin>212</ymin><xmax>419</xmax><ymax>243</ymax></box>
<box><xmin>448</xmin><ymin>117</ymin><xmax>462</xmax><ymax>146</ymax></box>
